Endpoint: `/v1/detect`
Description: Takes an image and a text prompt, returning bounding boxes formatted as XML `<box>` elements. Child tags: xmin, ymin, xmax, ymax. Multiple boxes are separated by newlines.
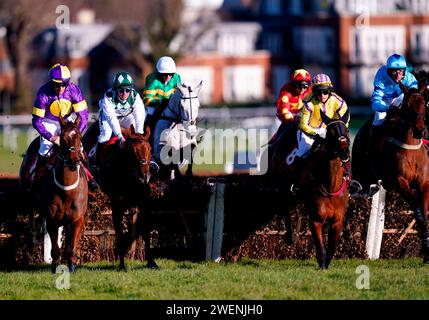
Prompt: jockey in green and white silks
<box><xmin>98</xmin><ymin>71</ymin><xmax>146</xmax><ymax>146</ymax></box>
<box><xmin>371</xmin><ymin>54</ymin><xmax>418</xmax><ymax>126</ymax></box>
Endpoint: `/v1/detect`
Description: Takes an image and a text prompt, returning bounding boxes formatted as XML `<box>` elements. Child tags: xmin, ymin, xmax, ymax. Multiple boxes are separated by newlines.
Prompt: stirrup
<box><xmin>290</xmin><ymin>183</ymin><xmax>300</xmax><ymax>195</ymax></box>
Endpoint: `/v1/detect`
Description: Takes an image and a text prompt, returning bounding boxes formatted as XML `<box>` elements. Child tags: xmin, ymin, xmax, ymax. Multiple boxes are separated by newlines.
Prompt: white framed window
<box><xmin>349</xmin><ymin>66</ymin><xmax>379</xmax><ymax>97</ymax></box>
<box><xmin>350</xmin><ymin>26</ymin><xmax>405</xmax><ymax>65</ymax></box>
<box><xmin>411</xmin><ymin>26</ymin><xmax>429</xmax><ymax>63</ymax></box>
<box><xmin>223</xmin><ymin>65</ymin><xmax>264</xmax><ymax>102</ymax></box>
<box><xmin>176</xmin><ymin>66</ymin><xmax>213</xmax><ymax>104</ymax></box>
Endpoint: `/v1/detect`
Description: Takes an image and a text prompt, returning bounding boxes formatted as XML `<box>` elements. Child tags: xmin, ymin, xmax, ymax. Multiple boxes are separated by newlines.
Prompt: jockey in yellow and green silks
<box><xmin>143</xmin><ymin>56</ymin><xmax>182</xmax><ymax>129</ymax></box>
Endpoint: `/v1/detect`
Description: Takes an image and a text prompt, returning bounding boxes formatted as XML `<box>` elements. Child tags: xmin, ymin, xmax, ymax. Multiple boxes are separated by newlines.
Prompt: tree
<box><xmin>0</xmin><ymin>0</ymin><xmax>84</xmax><ymax>113</ymax></box>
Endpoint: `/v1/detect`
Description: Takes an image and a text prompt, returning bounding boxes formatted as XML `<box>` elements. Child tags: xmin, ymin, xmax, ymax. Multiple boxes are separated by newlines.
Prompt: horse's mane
<box><xmin>120</xmin><ymin>127</ymin><xmax>150</xmax><ymax>142</ymax></box>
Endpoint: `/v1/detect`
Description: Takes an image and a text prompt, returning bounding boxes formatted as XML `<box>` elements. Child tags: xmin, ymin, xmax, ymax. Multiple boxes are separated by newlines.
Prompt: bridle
<box><xmin>316</xmin><ymin>120</ymin><xmax>350</xmax><ymax>197</ymax></box>
<box><xmin>162</xmin><ymin>87</ymin><xmax>199</xmax><ymax>125</ymax></box>
<box><xmin>54</xmin><ymin>127</ymin><xmax>83</xmax><ymax>191</ymax></box>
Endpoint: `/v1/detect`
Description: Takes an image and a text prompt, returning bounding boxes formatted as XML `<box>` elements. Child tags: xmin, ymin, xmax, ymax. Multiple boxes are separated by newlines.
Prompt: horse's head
<box><xmin>320</xmin><ymin>112</ymin><xmax>350</xmax><ymax>163</ymax></box>
<box><xmin>122</xmin><ymin>125</ymin><xmax>152</xmax><ymax>184</ymax></box>
<box><xmin>173</xmin><ymin>81</ymin><xmax>202</xmax><ymax>136</ymax></box>
<box><xmin>398</xmin><ymin>81</ymin><xmax>426</xmax><ymax>139</ymax></box>
<box><xmin>58</xmin><ymin>115</ymin><xmax>82</xmax><ymax>171</ymax></box>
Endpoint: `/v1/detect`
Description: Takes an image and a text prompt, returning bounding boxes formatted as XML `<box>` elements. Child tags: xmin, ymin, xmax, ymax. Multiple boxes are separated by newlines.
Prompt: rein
<box><xmin>319</xmin><ymin>177</ymin><xmax>347</xmax><ymax>197</ymax></box>
<box><xmin>386</xmin><ymin>136</ymin><xmax>423</xmax><ymax>150</ymax></box>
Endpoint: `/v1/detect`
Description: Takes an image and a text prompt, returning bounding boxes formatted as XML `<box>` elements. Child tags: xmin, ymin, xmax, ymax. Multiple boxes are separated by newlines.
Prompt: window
<box><xmin>264</xmin><ymin>0</ymin><xmax>282</xmax><ymax>15</ymax></box>
<box><xmin>264</xmin><ymin>32</ymin><xmax>283</xmax><ymax>55</ymax></box>
<box><xmin>288</xmin><ymin>0</ymin><xmax>302</xmax><ymax>15</ymax></box>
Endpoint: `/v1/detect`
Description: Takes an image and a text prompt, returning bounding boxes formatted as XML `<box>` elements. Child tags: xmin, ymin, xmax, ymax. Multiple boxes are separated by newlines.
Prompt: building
<box><xmin>222</xmin><ymin>0</ymin><xmax>429</xmax><ymax>98</ymax></box>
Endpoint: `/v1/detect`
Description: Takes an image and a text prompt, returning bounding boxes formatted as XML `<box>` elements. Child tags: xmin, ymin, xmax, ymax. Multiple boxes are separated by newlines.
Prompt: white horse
<box><xmin>153</xmin><ymin>81</ymin><xmax>203</xmax><ymax>178</ymax></box>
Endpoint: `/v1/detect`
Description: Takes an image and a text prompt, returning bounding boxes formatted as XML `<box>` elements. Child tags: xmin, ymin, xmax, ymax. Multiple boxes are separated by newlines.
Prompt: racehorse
<box><xmin>152</xmin><ymin>81</ymin><xmax>202</xmax><ymax>179</ymax></box>
<box><xmin>299</xmin><ymin>114</ymin><xmax>350</xmax><ymax>269</ymax></box>
<box><xmin>94</xmin><ymin>125</ymin><xmax>154</xmax><ymax>270</ymax></box>
<box><xmin>352</xmin><ymin>82</ymin><xmax>429</xmax><ymax>263</ymax></box>
<box><xmin>34</xmin><ymin>115</ymin><xmax>88</xmax><ymax>272</ymax></box>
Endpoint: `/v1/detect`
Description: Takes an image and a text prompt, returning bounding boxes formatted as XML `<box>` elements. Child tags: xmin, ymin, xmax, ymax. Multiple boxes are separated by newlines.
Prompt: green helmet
<box><xmin>113</xmin><ymin>71</ymin><xmax>134</xmax><ymax>89</ymax></box>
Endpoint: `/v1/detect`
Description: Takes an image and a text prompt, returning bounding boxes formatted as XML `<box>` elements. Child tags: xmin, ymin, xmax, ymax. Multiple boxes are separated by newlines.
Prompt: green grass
<box><xmin>0</xmin><ymin>258</ymin><xmax>427</xmax><ymax>300</ymax></box>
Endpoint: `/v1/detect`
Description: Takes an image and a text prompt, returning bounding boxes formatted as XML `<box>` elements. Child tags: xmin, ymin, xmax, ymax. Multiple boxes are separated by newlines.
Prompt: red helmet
<box><xmin>292</xmin><ymin>69</ymin><xmax>311</xmax><ymax>84</ymax></box>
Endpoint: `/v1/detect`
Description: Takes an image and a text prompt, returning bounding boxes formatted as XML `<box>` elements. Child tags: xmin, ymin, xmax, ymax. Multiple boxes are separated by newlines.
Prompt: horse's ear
<box><xmin>143</xmin><ymin>125</ymin><xmax>151</xmax><ymax>141</ymax></box>
<box><xmin>130</xmin><ymin>124</ymin><xmax>135</xmax><ymax>135</ymax></box>
<box><xmin>177</xmin><ymin>83</ymin><xmax>187</xmax><ymax>95</ymax></box>
<box><xmin>195</xmin><ymin>81</ymin><xmax>203</xmax><ymax>94</ymax></box>
<box><xmin>418</xmin><ymin>72</ymin><xmax>428</xmax><ymax>94</ymax></box>
<box><xmin>59</xmin><ymin>115</ymin><xmax>66</xmax><ymax>127</ymax></box>
<box><xmin>320</xmin><ymin>110</ymin><xmax>332</xmax><ymax>125</ymax></box>
<box><xmin>74</xmin><ymin>113</ymin><xmax>81</xmax><ymax>129</ymax></box>
<box><xmin>398</xmin><ymin>81</ymin><xmax>409</xmax><ymax>95</ymax></box>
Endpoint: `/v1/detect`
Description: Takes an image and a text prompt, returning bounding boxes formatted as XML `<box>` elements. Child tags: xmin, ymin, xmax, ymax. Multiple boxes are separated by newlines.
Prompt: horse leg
<box><xmin>112</xmin><ymin>203</ymin><xmax>127</xmax><ymax>270</ymax></box>
<box><xmin>326</xmin><ymin>217</ymin><xmax>344</xmax><ymax>268</ymax></box>
<box><xmin>140</xmin><ymin>208</ymin><xmax>158</xmax><ymax>269</ymax></box>
<box><xmin>67</xmin><ymin>217</ymin><xmax>85</xmax><ymax>272</ymax></box>
<box><xmin>418</xmin><ymin>185</ymin><xmax>429</xmax><ymax>263</ymax></box>
<box><xmin>309</xmin><ymin>219</ymin><xmax>327</xmax><ymax>269</ymax></box>
<box><xmin>46</xmin><ymin>221</ymin><xmax>60</xmax><ymax>273</ymax></box>
<box><xmin>185</xmin><ymin>145</ymin><xmax>194</xmax><ymax>178</ymax></box>
<box><xmin>284</xmin><ymin>202</ymin><xmax>294</xmax><ymax>245</ymax></box>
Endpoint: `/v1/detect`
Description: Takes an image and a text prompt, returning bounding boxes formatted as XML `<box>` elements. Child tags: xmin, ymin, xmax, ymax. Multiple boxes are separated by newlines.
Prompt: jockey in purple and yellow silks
<box><xmin>31</xmin><ymin>63</ymin><xmax>98</xmax><ymax>190</ymax></box>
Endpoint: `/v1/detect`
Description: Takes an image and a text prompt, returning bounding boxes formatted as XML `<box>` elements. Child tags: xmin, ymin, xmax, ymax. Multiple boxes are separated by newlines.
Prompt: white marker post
<box><xmin>365</xmin><ymin>180</ymin><xmax>386</xmax><ymax>259</ymax></box>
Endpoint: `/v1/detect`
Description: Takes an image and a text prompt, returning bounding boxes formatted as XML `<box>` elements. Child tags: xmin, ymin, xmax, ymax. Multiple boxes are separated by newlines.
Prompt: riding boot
<box><xmin>32</xmin><ymin>155</ymin><xmax>49</xmax><ymax>191</ymax></box>
<box><xmin>95</xmin><ymin>142</ymin><xmax>106</xmax><ymax>169</ymax></box>
<box><xmin>80</xmin><ymin>153</ymin><xmax>100</xmax><ymax>192</ymax></box>
<box><xmin>290</xmin><ymin>156</ymin><xmax>306</xmax><ymax>195</ymax></box>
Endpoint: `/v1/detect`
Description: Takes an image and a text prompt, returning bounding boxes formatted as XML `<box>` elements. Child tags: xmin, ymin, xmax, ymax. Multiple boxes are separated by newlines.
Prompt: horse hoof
<box><xmin>68</xmin><ymin>263</ymin><xmax>76</xmax><ymax>273</ymax></box>
<box><xmin>118</xmin><ymin>265</ymin><xmax>127</xmax><ymax>272</ymax></box>
<box><xmin>146</xmin><ymin>261</ymin><xmax>159</xmax><ymax>270</ymax></box>
<box><xmin>51</xmin><ymin>263</ymin><xmax>59</xmax><ymax>274</ymax></box>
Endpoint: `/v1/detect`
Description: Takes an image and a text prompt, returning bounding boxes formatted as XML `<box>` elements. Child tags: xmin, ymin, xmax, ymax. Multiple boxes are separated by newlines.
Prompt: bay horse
<box><xmin>300</xmin><ymin>114</ymin><xmax>350</xmax><ymax>269</ymax></box>
<box><xmin>352</xmin><ymin>81</ymin><xmax>429</xmax><ymax>263</ymax></box>
<box><xmin>95</xmin><ymin>125</ymin><xmax>154</xmax><ymax>270</ymax></box>
<box><xmin>38</xmin><ymin>115</ymin><xmax>88</xmax><ymax>272</ymax></box>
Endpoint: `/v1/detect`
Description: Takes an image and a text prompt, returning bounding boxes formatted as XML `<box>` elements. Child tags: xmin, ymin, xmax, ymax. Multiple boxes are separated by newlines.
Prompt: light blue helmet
<box><xmin>386</xmin><ymin>54</ymin><xmax>406</xmax><ymax>69</ymax></box>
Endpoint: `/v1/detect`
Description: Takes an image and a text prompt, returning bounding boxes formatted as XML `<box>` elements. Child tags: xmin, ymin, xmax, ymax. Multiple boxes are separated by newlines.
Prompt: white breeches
<box><xmin>39</xmin><ymin>119</ymin><xmax>61</xmax><ymax>157</ymax></box>
<box><xmin>296</xmin><ymin>128</ymin><xmax>326</xmax><ymax>158</ymax></box>
<box><xmin>98</xmin><ymin>109</ymin><xmax>145</xmax><ymax>143</ymax></box>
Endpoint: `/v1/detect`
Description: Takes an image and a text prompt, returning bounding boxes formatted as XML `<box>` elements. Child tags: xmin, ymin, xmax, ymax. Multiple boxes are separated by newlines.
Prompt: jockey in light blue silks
<box><xmin>368</xmin><ymin>53</ymin><xmax>418</xmax><ymax>155</ymax></box>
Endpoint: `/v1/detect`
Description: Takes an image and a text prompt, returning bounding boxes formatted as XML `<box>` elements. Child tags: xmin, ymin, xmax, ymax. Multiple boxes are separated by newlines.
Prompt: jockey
<box><xmin>143</xmin><ymin>56</ymin><xmax>182</xmax><ymax>130</ymax></box>
<box><xmin>291</xmin><ymin>73</ymin><xmax>349</xmax><ymax>194</ymax></box>
<box><xmin>31</xmin><ymin>63</ymin><xmax>98</xmax><ymax>191</ymax></box>
<box><xmin>98</xmin><ymin>71</ymin><xmax>146</xmax><ymax>148</ymax></box>
<box><xmin>272</xmin><ymin>68</ymin><xmax>312</xmax><ymax>144</ymax></box>
<box><xmin>368</xmin><ymin>53</ymin><xmax>418</xmax><ymax>155</ymax></box>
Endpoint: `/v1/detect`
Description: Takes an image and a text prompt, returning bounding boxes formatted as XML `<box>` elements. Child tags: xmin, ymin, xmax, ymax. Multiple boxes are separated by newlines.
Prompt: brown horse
<box><xmin>94</xmin><ymin>125</ymin><xmax>154</xmax><ymax>270</ymax></box>
<box><xmin>37</xmin><ymin>115</ymin><xmax>88</xmax><ymax>272</ymax></box>
<box><xmin>300</xmin><ymin>116</ymin><xmax>350</xmax><ymax>269</ymax></box>
<box><xmin>352</xmin><ymin>82</ymin><xmax>429</xmax><ymax>263</ymax></box>
<box><xmin>267</xmin><ymin>113</ymin><xmax>350</xmax><ymax>268</ymax></box>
